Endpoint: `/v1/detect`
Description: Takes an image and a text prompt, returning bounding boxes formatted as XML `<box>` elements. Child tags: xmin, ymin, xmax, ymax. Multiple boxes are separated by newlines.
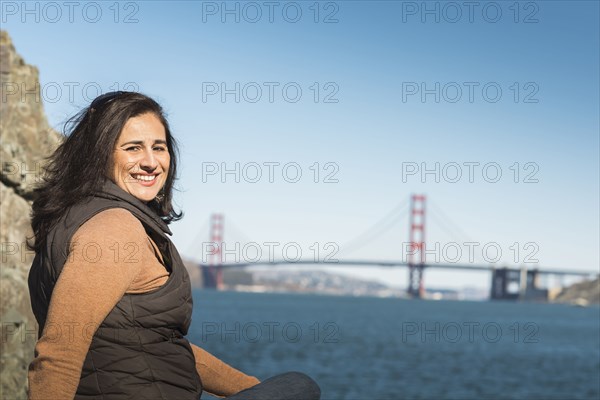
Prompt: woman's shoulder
<box><xmin>71</xmin><ymin>207</ymin><xmax>146</xmax><ymax>243</ymax></box>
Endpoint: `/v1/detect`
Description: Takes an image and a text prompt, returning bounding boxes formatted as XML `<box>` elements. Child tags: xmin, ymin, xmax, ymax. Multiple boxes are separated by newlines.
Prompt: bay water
<box><xmin>189</xmin><ymin>290</ymin><xmax>600</xmax><ymax>400</ymax></box>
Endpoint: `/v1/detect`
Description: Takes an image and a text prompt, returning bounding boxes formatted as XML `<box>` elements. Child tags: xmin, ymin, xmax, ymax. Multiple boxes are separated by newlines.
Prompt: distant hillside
<box><xmin>250</xmin><ymin>269</ymin><xmax>399</xmax><ymax>297</ymax></box>
<box><xmin>553</xmin><ymin>277</ymin><xmax>600</xmax><ymax>305</ymax></box>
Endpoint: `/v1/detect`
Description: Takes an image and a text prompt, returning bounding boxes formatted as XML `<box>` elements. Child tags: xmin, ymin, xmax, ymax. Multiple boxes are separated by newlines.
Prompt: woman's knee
<box><xmin>278</xmin><ymin>371</ymin><xmax>321</xmax><ymax>399</ymax></box>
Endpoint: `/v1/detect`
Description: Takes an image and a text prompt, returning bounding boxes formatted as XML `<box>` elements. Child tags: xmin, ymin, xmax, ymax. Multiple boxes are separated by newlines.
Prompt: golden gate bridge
<box><xmin>188</xmin><ymin>195</ymin><xmax>597</xmax><ymax>300</ymax></box>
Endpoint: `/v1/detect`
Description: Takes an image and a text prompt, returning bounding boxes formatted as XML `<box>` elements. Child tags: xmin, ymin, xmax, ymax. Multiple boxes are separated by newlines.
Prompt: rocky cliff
<box><xmin>553</xmin><ymin>277</ymin><xmax>600</xmax><ymax>306</ymax></box>
<box><xmin>0</xmin><ymin>30</ymin><xmax>62</xmax><ymax>399</ymax></box>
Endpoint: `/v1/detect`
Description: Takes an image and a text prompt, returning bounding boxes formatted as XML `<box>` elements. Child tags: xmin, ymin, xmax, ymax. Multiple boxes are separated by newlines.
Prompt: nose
<box><xmin>139</xmin><ymin>148</ymin><xmax>158</xmax><ymax>171</ymax></box>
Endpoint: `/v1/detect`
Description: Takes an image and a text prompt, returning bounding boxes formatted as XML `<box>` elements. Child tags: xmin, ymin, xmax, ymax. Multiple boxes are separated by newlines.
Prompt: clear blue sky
<box><xmin>4</xmin><ymin>0</ymin><xmax>599</xmax><ymax>290</ymax></box>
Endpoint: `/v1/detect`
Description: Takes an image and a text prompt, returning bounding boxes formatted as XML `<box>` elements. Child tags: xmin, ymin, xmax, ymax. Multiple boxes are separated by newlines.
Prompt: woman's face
<box><xmin>110</xmin><ymin>112</ymin><xmax>170</xmax><ymax>202</ymax></box>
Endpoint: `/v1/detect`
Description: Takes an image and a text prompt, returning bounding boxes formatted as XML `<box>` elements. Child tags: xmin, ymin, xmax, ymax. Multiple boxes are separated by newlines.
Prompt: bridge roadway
<box><xmin>210</xmin><ymin>260</ymin><xmax>597</xmax><ymax>277</ymax></box>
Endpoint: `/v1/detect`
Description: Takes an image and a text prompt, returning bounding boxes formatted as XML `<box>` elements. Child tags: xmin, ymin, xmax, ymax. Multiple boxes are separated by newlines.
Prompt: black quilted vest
<box><xmin>28</xmin><ymin>180</ymin><xmax>203</xmax><ymax>399</ymax></box>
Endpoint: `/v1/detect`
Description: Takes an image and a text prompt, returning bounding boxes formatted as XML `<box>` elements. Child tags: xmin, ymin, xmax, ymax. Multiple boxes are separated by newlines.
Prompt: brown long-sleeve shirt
<box><xmin>28</xmin><ymin>208</ymin><xmax>259</xmax><ymax>399</ymax></box>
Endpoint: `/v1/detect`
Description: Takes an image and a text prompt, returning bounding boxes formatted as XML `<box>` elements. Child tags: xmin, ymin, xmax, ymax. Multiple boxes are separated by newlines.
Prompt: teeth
<box><xmin>132</xmin><ymin>174</ymin><xmax>156</xmax><ymax>182</ymax></box>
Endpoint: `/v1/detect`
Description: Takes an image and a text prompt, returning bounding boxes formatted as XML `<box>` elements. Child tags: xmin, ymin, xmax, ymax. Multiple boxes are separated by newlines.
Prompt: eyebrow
<box><xmin>119</xmin><ymin>140</ymin><xmax>168</xmax><ymax>146</ymax></box>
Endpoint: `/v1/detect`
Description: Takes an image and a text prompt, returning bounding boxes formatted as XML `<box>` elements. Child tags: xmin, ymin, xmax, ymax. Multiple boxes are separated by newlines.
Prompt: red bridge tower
<box><xmin>208</xmin><ymin>213</ymin><xmax>224</xmax><ymax>290</ymax></box>
<box><xmin>407</xmin><ymin>194</ymin><xmax>426</xmax><ymax>298</ymax></box>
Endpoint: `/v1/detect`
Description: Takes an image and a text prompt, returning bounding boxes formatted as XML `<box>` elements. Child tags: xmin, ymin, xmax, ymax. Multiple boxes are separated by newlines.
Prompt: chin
<box><xmin>125</xmin><ymin>186</ymin><xmax>160</xmax><ymax>203</ymax></box>
<box><xmin>114</xmin><ymin>178</ymin><xmax>165</xmax><ymax>203</ymax></box>
<box><xmin>135</xmin><ymin>193</ymin><xmax>159</xmax><ymax>203</ymax></box>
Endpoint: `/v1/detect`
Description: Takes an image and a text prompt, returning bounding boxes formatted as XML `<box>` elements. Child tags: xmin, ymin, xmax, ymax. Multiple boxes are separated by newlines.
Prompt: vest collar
<box><xmin>93</xmin><ymin>179</ymin><xmax>173</xmax><ymax>236</ymax></box>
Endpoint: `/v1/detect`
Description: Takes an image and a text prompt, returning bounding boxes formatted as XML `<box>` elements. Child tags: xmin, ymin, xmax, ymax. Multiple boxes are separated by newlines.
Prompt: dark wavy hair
<box><xmin>27</xmin><ymin>91</ymin><xmax>182</xmax><ymax>252</ymax></box>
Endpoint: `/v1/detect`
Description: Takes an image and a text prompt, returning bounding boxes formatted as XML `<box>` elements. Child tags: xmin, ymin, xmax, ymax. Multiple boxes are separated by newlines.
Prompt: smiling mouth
<box><xmin>131</xmin><ymin>173</ymin><xmax>158</xmax><ymax>182</ymax></box>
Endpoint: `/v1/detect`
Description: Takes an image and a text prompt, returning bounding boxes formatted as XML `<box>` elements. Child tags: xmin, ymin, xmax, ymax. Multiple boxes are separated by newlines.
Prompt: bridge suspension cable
<box><xmin>225</xmin><ymin>217</ymin><xmax>254</xmax><ymax>245</ymax></box>
<box><xmin>338</xmin><ymin>197</ymin><xmax>410</xmax><ymax>256</ymax></box>
<box><xmin>428</xmin><ymin>199</ymin><xmax>474</xmax><ymax>244</ymax></box>
<box><xmin>185</xmin><ymin>217</ymin><xmax>210</xmax><ymax>258</ymax></box>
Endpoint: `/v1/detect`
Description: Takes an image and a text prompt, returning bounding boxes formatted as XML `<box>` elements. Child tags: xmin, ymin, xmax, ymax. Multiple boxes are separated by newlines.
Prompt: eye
<box><xmin>154</xmin><ymin>146</ymin><xmax>168</xmax><ymax>152</ymax></box>
<box><xmin>125</xmin><ymin>146</ymin><xmax>141</xmax><ymax>152</ymax></box>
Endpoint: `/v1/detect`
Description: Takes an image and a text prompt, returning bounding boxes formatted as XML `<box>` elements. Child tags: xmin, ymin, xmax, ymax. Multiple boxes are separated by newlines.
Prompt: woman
<box><xmin>27</xmin><ymin>91</ymin><xmax>321</xmax><ymax>400</ymax></box>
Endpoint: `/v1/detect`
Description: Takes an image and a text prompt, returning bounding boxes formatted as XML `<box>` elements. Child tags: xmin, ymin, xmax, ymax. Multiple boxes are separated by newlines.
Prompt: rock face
<box><xmin>0</xmin><ymin>30</ymin><xmax>62</xmax><ymax>399</ymax></box>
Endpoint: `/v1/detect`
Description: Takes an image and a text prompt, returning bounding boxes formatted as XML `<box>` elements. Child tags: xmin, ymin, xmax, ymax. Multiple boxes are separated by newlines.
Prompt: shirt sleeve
<box><xmin>190</xmin><ymin>343</ymin><xmax>260</xmax><ymax>398</ymax></box>
<box><xmin>28</xmin><ymin>208</ymin><xmax>147</xmax><ymax>400</ymax></box>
